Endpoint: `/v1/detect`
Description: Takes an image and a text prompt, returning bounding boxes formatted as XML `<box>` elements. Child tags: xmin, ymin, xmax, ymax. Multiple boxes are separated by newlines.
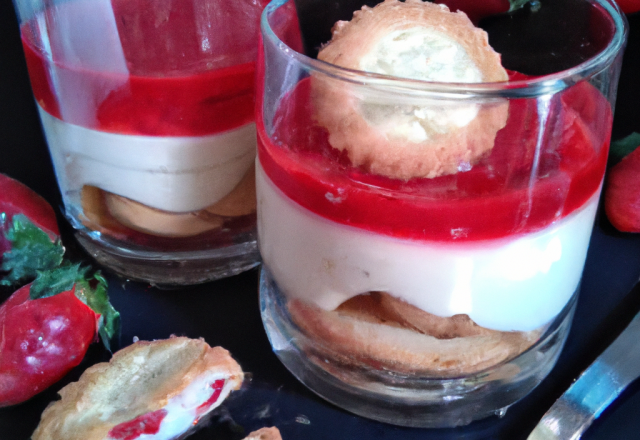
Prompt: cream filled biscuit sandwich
<box><xmin>32</xmin><ymin>337</ymin><xmax>244</xmax><ymax>440</ymax></box>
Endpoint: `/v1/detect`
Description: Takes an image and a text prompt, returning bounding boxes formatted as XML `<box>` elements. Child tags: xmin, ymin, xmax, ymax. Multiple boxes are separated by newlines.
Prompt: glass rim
<box><xmin>260</xmin><ymin>0</ymin><xmax>628</xmax><ymax>98</ymax></box>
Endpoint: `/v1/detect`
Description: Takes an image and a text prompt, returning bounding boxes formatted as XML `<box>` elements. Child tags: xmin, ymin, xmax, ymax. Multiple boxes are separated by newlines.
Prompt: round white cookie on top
<box><xmin>313</xmin><ymin>0</ymin><xmax>509</xmax><ymax>180</ymax></box>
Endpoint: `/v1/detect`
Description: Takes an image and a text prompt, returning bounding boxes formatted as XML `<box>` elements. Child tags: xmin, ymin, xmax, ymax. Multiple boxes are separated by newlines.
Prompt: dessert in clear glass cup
<box><xmin>13</xmin><ymin>0</ymin><xmax>268</xmax><ymax>285</ymax></box>
<box><xmin>257</xmin><ymin>0</ymin><xmax>627</xmax><ymax>428</ymax></box>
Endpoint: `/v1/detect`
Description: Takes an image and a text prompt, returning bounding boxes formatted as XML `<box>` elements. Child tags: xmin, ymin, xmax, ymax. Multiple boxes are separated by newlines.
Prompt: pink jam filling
<box><xmin>107</xmin><ymin>409</ymin><xmax>167</xmax><ymax>440</ymax></box>
<box><xmin>195</xmin><ymin>379</ymin><xmax>226</xmax><ymax>417</ymax></box>
<box><xmin>106</xmin><ymin>379</ymin><xmax>226</xmax><ymax>440</ymax></box>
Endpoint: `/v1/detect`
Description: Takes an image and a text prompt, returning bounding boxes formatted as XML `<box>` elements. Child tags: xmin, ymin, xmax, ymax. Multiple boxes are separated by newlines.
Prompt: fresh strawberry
<box><xmin>0</xmin><ymin>263</ymin><xmax>120</xmax><ymax>407</ymax></box>
<box><xmin>1</xmin><ymin>174</ymin><xmax>62</xmax><ymax>286</ymax></box>
<box><xmin>433</xmin><ymin>0</ymin><xmax>529</xmax><ymax>24</ymax></box>
<box><xmin>605</xmin><ymin>133</ymin><xmax>640</xmax><ymax>233</ymax></box>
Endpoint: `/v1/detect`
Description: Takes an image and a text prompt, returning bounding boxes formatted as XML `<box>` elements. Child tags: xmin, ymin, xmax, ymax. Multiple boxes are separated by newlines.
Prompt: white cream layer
<box><xmin>40</xmin><ymin>105</ymin><xmax>256</xmax><ymax>213</ymax></box>
<box><xmin>257</xmin><ymin>163</ymin><xmax>599</xmax><ymax>332</ymax></box>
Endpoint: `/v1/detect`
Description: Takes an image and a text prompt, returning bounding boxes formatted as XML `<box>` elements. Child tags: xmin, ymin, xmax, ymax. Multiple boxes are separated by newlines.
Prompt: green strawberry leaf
<box><xmin>74</xmin><ymin>272</ymin><xmax>121</xmax><ymax>353</ymax></box>
<box><xmin>609</xmin><ymin>132</ymin><xmax>640</xmax><ymax>166</ymax></box>
<box><xmin>1</xmin><ymin>214</ymin><xmax>64</xmax><ymax>286</ymax></box>
<box><xmin>509</xmin><ymin>0</ymin><xmax>531</xmax><ymax>12</ymax></box>
<box><xmin>29</xmin><ymin>263</ymin><xmax>85</xmax><ymax>299</ymax></box>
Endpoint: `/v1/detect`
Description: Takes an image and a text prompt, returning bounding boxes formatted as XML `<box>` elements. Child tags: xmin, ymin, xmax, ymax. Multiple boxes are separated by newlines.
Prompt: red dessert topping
<box><xmin>20</xmin><ymin>0</ymin><xmax>262</xmax><ymax>136</ymax></box>
<box><xmin>22</xmin><ymin>34</ymin><xmax>254</xmax><ymax>137</ymax></box>
<box><xmin>107</xmin><ymin>409</ymin><xmax>167</xmax><ymax>440</ymax></box>
<box><xmin>257</xmin><ymin>72</ymin><xmax>611</xmax><ymax>242</ymax></box>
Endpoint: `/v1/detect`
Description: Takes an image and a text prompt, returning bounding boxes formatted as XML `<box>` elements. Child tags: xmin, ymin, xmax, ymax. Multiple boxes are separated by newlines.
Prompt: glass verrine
<box><xmin>13</xmin><ymin>0</ymin><xmax>267</xmax><ymax>285</ymax></box>
<box><xmin>257</xmin><ymin>0</ymin><xmax>627</xmax><ymax>428</ymax></box>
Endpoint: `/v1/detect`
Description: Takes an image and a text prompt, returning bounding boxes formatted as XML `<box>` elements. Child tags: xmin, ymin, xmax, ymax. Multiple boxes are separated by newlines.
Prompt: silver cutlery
<box><xmin>528</xmin><ymin>292</ymin><xmax>640</xmax><ymax>440</ymax></box>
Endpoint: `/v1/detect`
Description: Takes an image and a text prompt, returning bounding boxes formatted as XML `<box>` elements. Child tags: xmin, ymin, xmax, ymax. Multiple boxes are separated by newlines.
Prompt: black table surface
<box><xmin>2</xmin><ymin>1</ymin><xmax>640</xmax><ymax>439</ymax></box>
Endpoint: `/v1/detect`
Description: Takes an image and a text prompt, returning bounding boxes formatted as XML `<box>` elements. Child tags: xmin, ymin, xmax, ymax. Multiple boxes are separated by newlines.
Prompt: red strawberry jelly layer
<box><xmin>257</xmin><ymin>75</ymin><xmax>611</xmax><ymax>242</ymax></box>
<box><xmin>20</xmin><ymin>0</ymin><xmax>261</xmax><ymax>137</ymax></box>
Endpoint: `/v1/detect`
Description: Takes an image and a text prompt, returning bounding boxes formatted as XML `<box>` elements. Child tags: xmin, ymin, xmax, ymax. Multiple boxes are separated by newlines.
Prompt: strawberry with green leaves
<box><xmin>0</xmin><ymin>263</ymin><xmax>120</xmax><ymax>407</ymax></box>
<box><xmin>0</xmin><ymin>174</ymin><xmax>59</xmax><ymax>260</ymax></box>
<box><xmin>1</xmin><ymin>173</ymin><xmax>63</xmax><ymax>287</ymax></box>
<box><xmin>1</xmin><ymin>175</ymin><xmax>120</xmax><ymax>407</ymax></box>
<box><xmin>605</xmin><ymin>133</ymin><xmax>640</xmax><ymax>233</ymax></box>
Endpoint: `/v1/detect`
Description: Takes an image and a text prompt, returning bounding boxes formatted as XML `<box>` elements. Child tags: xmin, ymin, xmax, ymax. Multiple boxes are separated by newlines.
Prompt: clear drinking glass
<box><xmin>257</xmin><ymin>0</ymin><xmax>627</xmax><ymax>427</ymax></box>
<box><xmin>13</xmin><ymin>0</ymin><xmax>267</xmax><ymax>285</ymax></box>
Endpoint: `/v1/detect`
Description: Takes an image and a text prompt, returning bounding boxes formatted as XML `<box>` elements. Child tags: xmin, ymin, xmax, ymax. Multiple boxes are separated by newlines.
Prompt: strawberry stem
<box><xmin>75</xmin><ymin>272</ymin><xmax>121</xmax><ymax>352</ymax></box>
<box><xmin>609</xmin><ymin>132</ymin><xmax>640</xmax><ymax>167</ymax></box>
<box><xmin>509</xmin><ymin>0</ymin><xmax>531</xmax><ymax>12</ymax></box>
<box><xmin>1</xmin><ymin>214</ymin><xmax>64</xmax><ymax>286</ymax></box>
<box><xmin>29</xmin><ymin>263</ymin><xmax>85</xmax><ymax>300</ymax></box>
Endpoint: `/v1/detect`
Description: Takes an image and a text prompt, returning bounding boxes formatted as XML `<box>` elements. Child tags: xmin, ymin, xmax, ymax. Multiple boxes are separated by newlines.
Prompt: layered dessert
<box><xmin>257</xmin><ymin>0</ymin><xmax>611</xmax><ymax>376</ymax></box>
<box><xmin>20</xmin><ymin>0</ymin><xmax>265</xmax><ymax>249</ymax></box>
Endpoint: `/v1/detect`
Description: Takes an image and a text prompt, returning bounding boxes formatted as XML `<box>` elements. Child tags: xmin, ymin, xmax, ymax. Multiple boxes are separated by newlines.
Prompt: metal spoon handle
<box><xmin>528</xmin><ymin>306</ymin><xmax>640</xmax><ymax>440</ymax></box>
